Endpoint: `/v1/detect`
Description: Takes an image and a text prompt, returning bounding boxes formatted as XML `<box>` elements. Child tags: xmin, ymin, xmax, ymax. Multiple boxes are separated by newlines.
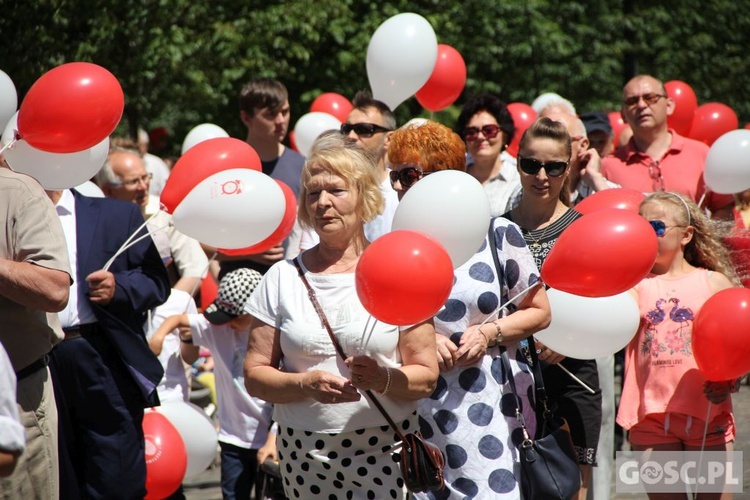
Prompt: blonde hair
<box><xmin>297</xmin><ymin>134</ymin><xmax>384</xmax><ymax>229</ymax></box>
<box><xmin>642</xmin><ymin>192</ymin><xmax>740</xmax><ymax>284</ymax></box>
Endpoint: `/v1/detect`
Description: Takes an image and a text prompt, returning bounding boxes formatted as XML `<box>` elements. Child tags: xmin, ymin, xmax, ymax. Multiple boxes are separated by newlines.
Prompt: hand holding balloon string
<box><xmin>472</xmin><ymin>280</ymin><xmax>595</xmax><ymax>394</ymax></box>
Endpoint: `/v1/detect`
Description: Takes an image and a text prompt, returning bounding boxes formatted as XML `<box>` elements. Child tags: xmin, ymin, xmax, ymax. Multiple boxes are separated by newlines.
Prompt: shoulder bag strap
<box><xmin>291</xmin><ymin>257</ymin><xmax>407</xmax><ymax>444</ymax></box>
<box><xmin>487</xmin><ymin>219</ymin><xmax>553</xmax><ymax>424</ymax></box>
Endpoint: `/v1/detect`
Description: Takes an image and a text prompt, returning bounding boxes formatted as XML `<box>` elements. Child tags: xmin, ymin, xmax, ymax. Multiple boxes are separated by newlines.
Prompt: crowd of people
<box><xmin>0</xmin><ymin>72</ymin><xmax>745</xmax><ymax>500</ymax></box>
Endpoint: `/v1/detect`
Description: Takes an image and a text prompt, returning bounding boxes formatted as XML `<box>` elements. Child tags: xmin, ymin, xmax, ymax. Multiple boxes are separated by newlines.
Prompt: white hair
<box><xmin>531</xmin><ymin>92</ymin><xmax>577</xmax><ymax>116</ymax></box>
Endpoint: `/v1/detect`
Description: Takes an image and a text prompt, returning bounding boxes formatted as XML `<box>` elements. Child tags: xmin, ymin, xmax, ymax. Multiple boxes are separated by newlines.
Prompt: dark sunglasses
<box><xmin>518</xmin><ymin>157</ymin><xmax>569</xmax><ymax>177</ymax></box>
<box><xmin>649</xmin><ymin>220</ymin><xmax>686</xmax><ymax>237</ymax></box>
<box><xmin>463</xmin><ymin>124</ymin><xmax>501</xmax><ymax>141</ymax></box>
<box><xmin>340</xmin><ymin>122</ymin><xmax>393</xmax><ymax>137</ymax></box>
<box><xmin>389</xmin><ymin>166</ymin><xmax>433</xmax><ymax>189</ymax></box>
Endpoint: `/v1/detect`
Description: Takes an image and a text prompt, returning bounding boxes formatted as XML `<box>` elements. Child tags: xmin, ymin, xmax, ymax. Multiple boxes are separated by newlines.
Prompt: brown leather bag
<box><xmin>400</xmin><ymin>431</ymin><xmax>445</xmax><ymax>492</ymax></box>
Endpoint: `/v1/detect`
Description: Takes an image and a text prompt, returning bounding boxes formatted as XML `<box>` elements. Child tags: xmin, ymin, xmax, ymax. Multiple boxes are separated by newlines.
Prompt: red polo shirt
<box><xmin>601</xmin><ymin>130</ymin><xmax>731</xmax><ymax>212</ymax></box>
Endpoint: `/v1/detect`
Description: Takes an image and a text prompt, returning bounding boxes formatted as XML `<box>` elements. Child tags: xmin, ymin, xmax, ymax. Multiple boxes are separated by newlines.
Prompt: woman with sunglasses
<box><xmin>503</xmin><ymin>117</ymin><xmax>602</xmax><ymax>499</ymax></box>
<box><xmin>389</xmin><ymin>121</ymin><xmax>552</xmax><ymax>499</ymax></box>
<box><xmin>244</xmin><ymin>134</ymin><xmax>439</xmax><ymax>499</ymax></box>
<box><xmin>618</xmin><ymin>192</ymin><xmax>740</xmax><ymax>500</ymax></box>
<box><xmin>455</xmin><ymin>95</ymin><xmax>518</xmax><ymax>216</ymax></box>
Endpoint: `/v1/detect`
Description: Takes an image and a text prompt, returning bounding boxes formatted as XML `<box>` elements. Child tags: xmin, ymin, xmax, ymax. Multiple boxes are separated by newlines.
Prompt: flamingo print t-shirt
<box><xmin>617</xmin><ymin>269</ymin><xmax>733</xmax><ymax>430</ymax></box>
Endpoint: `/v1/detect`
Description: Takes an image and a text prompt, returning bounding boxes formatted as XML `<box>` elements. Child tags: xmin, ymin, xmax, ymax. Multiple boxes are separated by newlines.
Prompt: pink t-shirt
<box><xmin>601</xmin><ymin>131</ymin><xmax>732</xmax><ymax>212</ymax></box>
<box><xmin>617</xmin><ymin>269</ymin><xmax>733</xmax><ymax>430</ymax></box>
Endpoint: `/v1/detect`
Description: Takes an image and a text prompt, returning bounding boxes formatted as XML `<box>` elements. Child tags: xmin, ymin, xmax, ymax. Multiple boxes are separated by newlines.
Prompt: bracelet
<box><xmin>378</xmin><ymin>367</ymin><xmax>392</xmax><ymax>395</ymax></box>
<box><xmin>478</xmin><ymin>326</ymin><xmax>493</xmax><ymax>348</ymax></box>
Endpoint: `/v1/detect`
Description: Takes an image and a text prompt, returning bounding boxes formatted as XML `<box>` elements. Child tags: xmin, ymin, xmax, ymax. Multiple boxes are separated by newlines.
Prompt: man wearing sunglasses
<box><xmin>600</xmin><ymin>74</ymin><xmax>732</xmax><ymax>217</ymax></box>
<box><xmin>300</xmin><ymin>92</ymin><xmax>398</xmax><ymax>250</ymax></box>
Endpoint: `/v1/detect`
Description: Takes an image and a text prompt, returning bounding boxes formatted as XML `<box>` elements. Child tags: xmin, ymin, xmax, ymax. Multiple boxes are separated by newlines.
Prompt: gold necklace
<box><xmin>524</xmin><ymin>224</ymin><xmax>551</xmax><ymax>251</ymax></box>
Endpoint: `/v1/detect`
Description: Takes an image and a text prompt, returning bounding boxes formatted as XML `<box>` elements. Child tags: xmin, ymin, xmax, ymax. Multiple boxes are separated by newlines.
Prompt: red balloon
<box><xmin>200</xmin><ymin>275</ymin><xmax>219</xmax><ymax>311</ymax></box>
<box><xmin>143</xmin><ymin>411</ymin><xmax>187</xmax><ymax>499</ymax></box>
<box><xmin>415</xmin><ymin>44</ymin><xmax>467</xmax><ymax>112</ymax></box>
<box><xmin>688</xmin><ymin>102</ymin><xmax>738</xmax><ymax>146</ymax></box>
<box><xmin>506</xmin><ymin>103</ymin><xmax>537</xmax><ymax>157</ymax></box>
<box><xmin>160</xmin><ymin>137</ymin><xmax>261</xmax><ymax>214</ymax></box>
<box><xmin>664</xmin><ymin>80</ymin><xmax>697</xmax><ymax>136</ymax></box>
<box><xmin>574</xmin><ymin>188</ymin><xmax>646</xmax><ymax>215</ymax></box>
<box><xmin>541</xmin><ymin>209</ymin><xmax>657</xmax><ymax>297</ymax></box>
<box><xmin>288</xmin><ymin>130</ymin><xmax>298</xmax><ymax>152</ymax></box>
<box><xmin>218</xmin><ymin>180</ymin><xmax>297</xmax><ymax>256</ymax></box>
<box><xmin>310</xmin><ymin>93</ymin><xmax>353</xmax><ymax>123</ymax></box>
<box><xmin>608</xmin><ymin>111</ymin><xmax>628</xmax><ymax>146</ymax></box>
<box><xmin>356</xmin><ymin>230</ymin><xmax>453</xmax><ymax>325</ymax></box>
<box><xmin>693</xmin><ymin>287</ymin><xmax>750</xmax><ymax>381</ymax></box>
<box><xmin>18</xmin><ymin>62</ymin><xmax>124</xmax><ymax>153</ymax></box>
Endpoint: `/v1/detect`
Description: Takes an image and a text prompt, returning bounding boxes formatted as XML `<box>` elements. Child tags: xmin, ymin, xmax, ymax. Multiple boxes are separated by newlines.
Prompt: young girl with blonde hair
<box><xmin>618</xmin><ymin>192</ymin><xmax>740</xmax><ymax>500</ymax></box>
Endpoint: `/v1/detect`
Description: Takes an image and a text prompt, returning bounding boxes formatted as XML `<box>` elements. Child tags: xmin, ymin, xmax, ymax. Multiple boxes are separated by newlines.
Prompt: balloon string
<box><xmin>692</xmin><ymin>402</ymin><xmax>712</xmax><ymax>499</ymax></box>
<box><xmin>556</xmin><ymin>364</ymin><xmax>596</xmax><ymax>394</ymax></box>
<box><xmin>102</xmin><ymin>221</ymin><xmax>169</xmax><ymax>272</ymax></box>
<box><xmin>697</xmin><ymin>192</ymin><xmax>707</xmax><ymax>210</ymax></box>
<box><xmin>108</xmin><ymin>210</ymin><xmax>161</xmax><ymax>265</ymax></box>
<box><xmin>475</xmin><ymin>280</ymin><xmax>543</xmax><ymax>331</ymax></box>
<box><xmin>184</xmin><ymin>251</ymin><xmax>218</xmax><ymax>313</ymax></box>
<box><xmin>359</xmin><ymin>315</ymin><xmax>378</xmax><ymax>354</ymax></box>
<box><xmin>0</xmin><ymin>136</ymin><xmax>16</xmax><ymax>154</ymax></box>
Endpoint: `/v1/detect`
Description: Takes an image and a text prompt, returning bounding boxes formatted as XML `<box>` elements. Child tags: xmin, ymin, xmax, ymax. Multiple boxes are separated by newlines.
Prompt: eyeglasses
<box><xmin>623</xmin><ymin>93</ymin><xmax>667</xmax><ymax>107</ymax></box>
<box><xmin>340</xmin><ymin>122</ymin><xmax>393</xmax><ymax>138</ymax></box>
<box><xmin>109</xmin><ymin>173</ymin><xmax>153</xmax><ymax>188</ymax></box>
<box><xmin>518</xmin><ymin>157</ymin><xmax>569</xmax><ymax>177</ymax></box>
<box><xmin>649</xmin><ymin>220</ymin><xmax>686</xmax><ymax>237</ymax></box>
<box><xmin>463</xmin><ymin>124</ymin><xmax>501</xmax><ymax>141</ymax></box>
<box><xmin>648</xmin><ymin>161</ymin><xmax>665</xmax><ymax>192</ymax></box>
<box><xmin>389</xmin><ymin>166</ymin><xmax>433</xmax><ymax>189</ymax></box>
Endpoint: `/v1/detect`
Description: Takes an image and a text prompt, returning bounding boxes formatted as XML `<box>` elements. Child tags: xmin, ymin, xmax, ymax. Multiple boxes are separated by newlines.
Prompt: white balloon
<box><xmin>366</xmin><ymin>13</ymin><xmax>438</xmax><ymax>110</ymax></box>
<box><xmin>704</xmin><ymin>129</ymin><xmax>750</xmax><ymax>194</ymax></box>
<box><xmin>392</xmin><ymin>170</ymin><xmax>491</xmax><ymax>268</ymax></box>
<box><xmin>535</xmin><ymin>288</ymin><xmax>640</xmax><ymax>359</ymax></box>
<box><xmin>293</xmin><ymin>112</ymin><xmax>341</xmax><ymax>157</ymax></box>
<box><xmin>73</xmin><ymin>181</ymin><xmax>105</xmax><ymax>198</ymax></box>
<box><xmin>0</xmin><ymin>70</ymin><xmax>17</xmax><ymax>133</ymax></box>
<box><xmin>2</xmin><ymin>112</ymin><xmax>109</xmax><ymax>190</ymax></box>
<box><xmin>172</xmin><ymin>168</ymin><xmax>285</xmax><ymax>249</ymax></box>
<box><xmin>181</xmin><ymin>123</ymin><xmax>230</xmax><ymax>156</ymax></box>
<box><xmin>156</xmin><ymin>401</ymin><xmax>218</xmax><ymax>479</ymax></box>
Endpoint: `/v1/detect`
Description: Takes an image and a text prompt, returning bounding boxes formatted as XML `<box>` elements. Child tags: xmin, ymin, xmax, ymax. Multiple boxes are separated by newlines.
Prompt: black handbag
<box><xmin>292</xmin><ymin>258</ymin><xmax>445</xmax><ymax>493</ymax></box>
<box><xmin>488</xmin><ymin>218</ymin><xmax>580</xmax><ymax>499</ymax></box>
<box><xmin>500</xmin><ymin>347</ymin><xmax>581</xmax><ymax>499</ymax></box>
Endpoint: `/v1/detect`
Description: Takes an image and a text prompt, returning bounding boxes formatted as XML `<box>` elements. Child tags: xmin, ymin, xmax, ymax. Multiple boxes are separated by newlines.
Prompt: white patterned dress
<box><xmin>416</xmin><ymin>217</ymin><xmax>541</xmax><ymax>499</ymax></box>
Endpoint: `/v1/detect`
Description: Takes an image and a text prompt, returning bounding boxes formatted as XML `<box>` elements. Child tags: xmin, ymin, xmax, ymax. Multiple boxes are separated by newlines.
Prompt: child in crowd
<box><xmin>618</xmin><ymin>192</ymin><xmax>740</xmax><ymax>499</ymax></box>
<box><xmin>147</xmin><ymin>288</ymin><xmax>198</xmax><ymax>403</ymax></box>
<box><xmin>151</xmin><ymin>268</ymin><xmax>272</xmax><ymax>500</ymax></box>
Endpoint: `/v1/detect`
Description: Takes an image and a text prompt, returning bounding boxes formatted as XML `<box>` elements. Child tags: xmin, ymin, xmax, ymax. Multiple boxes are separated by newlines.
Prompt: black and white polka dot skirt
<box><xmin>277</xmin><ymin>415</ymin><xmax>417</xmax><ymax>499</ymax></box>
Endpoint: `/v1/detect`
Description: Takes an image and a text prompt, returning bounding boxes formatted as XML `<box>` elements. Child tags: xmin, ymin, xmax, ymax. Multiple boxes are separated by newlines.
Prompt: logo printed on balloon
<box><xmin>144</xmin><ymin>435</ymin><xmax>161</xmax><ymax>463</ymax></box>
<box><xmin>216</xmin><ymin>180</ymin><xmax>243</xmax><ymax>196</ymax></box>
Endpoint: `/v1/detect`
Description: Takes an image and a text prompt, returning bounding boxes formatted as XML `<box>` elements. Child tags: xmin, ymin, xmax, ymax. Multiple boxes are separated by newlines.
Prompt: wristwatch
<box><xmin>493</xmin><ymin>321</ymin><xmax>503</xmax><ymax>346</ymax></box>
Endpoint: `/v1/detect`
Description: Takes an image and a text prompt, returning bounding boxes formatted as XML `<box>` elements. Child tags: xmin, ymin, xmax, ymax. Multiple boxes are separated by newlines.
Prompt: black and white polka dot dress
<box><xmin>416</xmin><ymin>218</ymin><xmax>540</xmax><ymax>499</ymax></box>
<box><xmin>276</xmin><ymin>415</ymin><xmax>415</xmax><ymax>499</ymax></box>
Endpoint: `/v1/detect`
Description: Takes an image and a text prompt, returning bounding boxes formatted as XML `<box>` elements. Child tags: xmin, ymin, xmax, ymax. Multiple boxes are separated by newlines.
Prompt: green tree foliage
<box><xmin>0</xmin><ymin>0</ymin><xmax>747</xmax><ymax>155</ymax></box>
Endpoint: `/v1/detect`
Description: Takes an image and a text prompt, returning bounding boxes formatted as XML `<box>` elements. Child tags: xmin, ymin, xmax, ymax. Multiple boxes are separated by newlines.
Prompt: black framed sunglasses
<box><xmin>389</xmin><ymin>166</ymin><xmax>433</xmax><ymax>189</ymax></box>
<box><xmin>463</xmin><ymin>124</ymin><xmax>501</xmax><ymax>141</ymax></box>
<box><xmin>340</xmin><ymin>122</ymin><xmax>393</xmax><ymax>138</ymax></box>
<box><xmin>518</xmin><ymin>157</ymin><xmax>569</xmax><ymax>177</ymax></box>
